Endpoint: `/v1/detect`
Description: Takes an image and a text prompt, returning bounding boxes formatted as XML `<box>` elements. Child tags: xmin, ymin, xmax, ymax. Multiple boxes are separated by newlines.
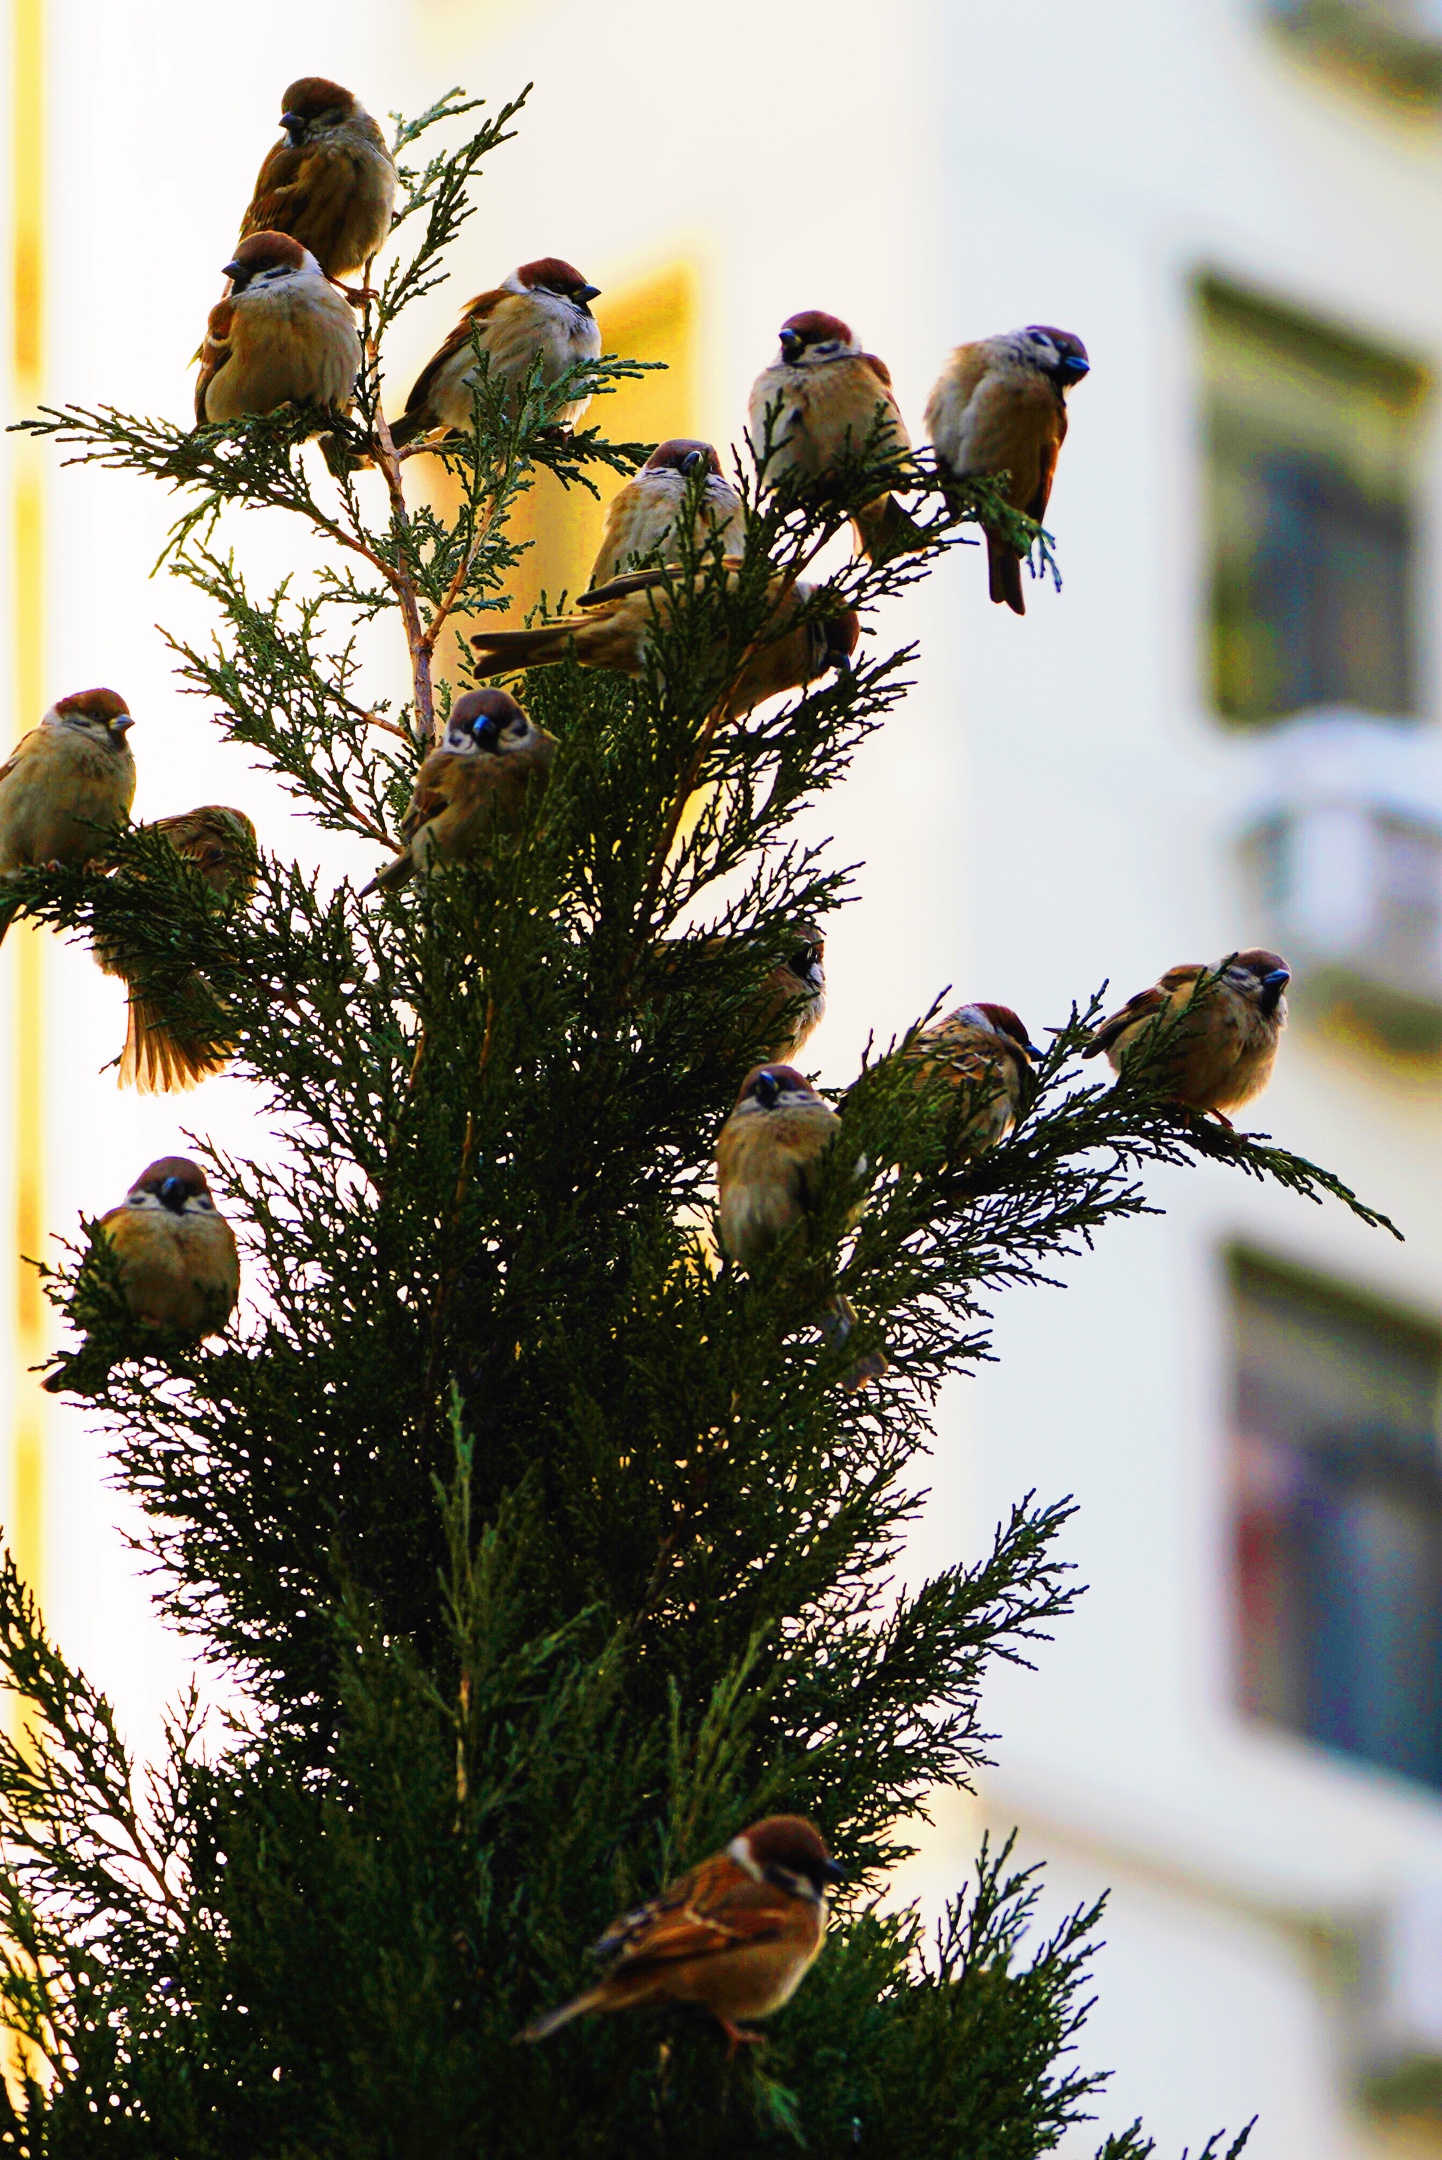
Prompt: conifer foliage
<box><xmin>0</xmin><ymin>88</ymin><xmax>1387</xmax><ymax>2154</ymax></box>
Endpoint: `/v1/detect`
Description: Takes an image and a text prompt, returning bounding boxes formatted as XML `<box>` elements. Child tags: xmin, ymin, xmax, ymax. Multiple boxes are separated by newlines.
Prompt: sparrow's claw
<box><xmin>335</xmin><ymin>282</ymin><xmax>380</xmax><ymax>308</ymax></box>
<box><xmin>719</xmin><ymin>2019</ymin><xmax>765</xmax><ymax>2058</ymax></box>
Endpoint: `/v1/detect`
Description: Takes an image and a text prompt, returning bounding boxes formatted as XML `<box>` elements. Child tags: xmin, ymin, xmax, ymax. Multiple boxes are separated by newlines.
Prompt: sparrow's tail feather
<box><xmin>358</xmin><ymin>852</ymin><xmax>415</xmax><ymax>901</ymax></box>
<box><xmin>470</xmin><ymin>624</ymin><xmax>579</xmax><ymax>677</ymax></box>
<box><xmin>42</xmin><ymin>1345</ymin><xmax>115</xmax><ymax>1397</ymax></box>
<box><xmin>515</xmin><ymin>1986</ymin><xmax>608</xmax><ymax>2044</ymax></box>
<box><xmin>842</xmin><ymin>1347</ymin><xmax>889</xmax><ymax>1393</ymax></box>
<box><xmin>119</xmin><ymin>983</ymin><xmax>231</xmax><ymax>1094</ymax></box>
<box><xmin>386</xmin><ymin>408</ymin><xmax>427</xmax><ymax>450</ymax></box>
<box><xmin>986</xmin><ymin>533</ymin><xmax>1026</xmax><ymax>615</ymax></box>
<box><xmin>853</xmin><ymin>493</ymin><xmax>925</xmax><ymax>566</ymax></box>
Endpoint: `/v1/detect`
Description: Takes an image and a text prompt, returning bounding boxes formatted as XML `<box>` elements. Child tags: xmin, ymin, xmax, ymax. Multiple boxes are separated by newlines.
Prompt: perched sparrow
<box><xmin>44</xmin><ymin>1157</ymin><xmax>239</xmax><ymax>1395</ymax></box>
<box><xmin>748</xmin><ymin>310</ymin><xmax>918</xmax><ymax>563</ymax></box>
<box><xmin>388</xmin><ymin>258</ymin><xmax>602</xmax><ymax>448</ymax></box>
<box><xmin>519</xmin><ymin>1815</ymin><xmax>843</xmax><ymax>2051</ymax></box>
<box><xmin>360</xmin><ymin>690</ymin><xmax>556</xmax><ymax>897</ymax></box>
<box><xmin>1082</xmin><ymin>950</ymin><xmax>1291</xmax><ymax>1122</ymax></box>
<box><xmin>716</xmin><ymin>1064</ymin><xmax>881</xmax><ymax>1386</ymax></box>
<box><xmin>924</xmin><ymin>325</ymin><xmax>1089</xmax><ymax>613</ymax></box>
<box><xmin>585</xmin><ymin>440</ymin><xmax>745</xmax><ymax>590</ymax></box>
<box><xmin>471</xmin><ymin>562</ymin><xmax>859</xmax><ymax>721</ymax></box>
<box><xmin>0</xmin><ymin>688</ymin><xmax>135</xmax><ymax>942</ymax></box>
<box><xmin>195</xmin><ymin>231</ymin><xmax>361</xmax><ymax>426</ymax></box>
<box><xmin>100</xmin><ymin>807</ymin><xmax>258</xmax><ymax>1093</ymax></box>
<box><xmin>238</xmin><ymin>77</ymin><xmax>397</xmax><ymax>285</ymax></box>
<box><xmin>908</xmin><ymin>1001</ymin><xmax>1042</xmax><ymax>1152</ymax></box>
<box><xmin>753</xmin><ymin>924</ymin><xmax>827</xmax><ymax>1066</ymax></box>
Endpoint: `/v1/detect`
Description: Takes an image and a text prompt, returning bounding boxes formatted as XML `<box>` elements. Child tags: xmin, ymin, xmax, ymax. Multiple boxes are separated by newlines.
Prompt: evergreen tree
<box><xmin>0</xmin><ymin>89</ymin><xmax>1390</xmax><ymax>2155</ymax></box>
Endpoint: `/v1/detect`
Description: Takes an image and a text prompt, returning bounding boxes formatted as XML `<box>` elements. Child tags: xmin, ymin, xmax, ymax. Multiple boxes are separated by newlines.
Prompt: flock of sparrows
<box><xmin>1</xmin><ymin>74</ymin><xmax>1296</xmax><ymax>2050</ymax></box>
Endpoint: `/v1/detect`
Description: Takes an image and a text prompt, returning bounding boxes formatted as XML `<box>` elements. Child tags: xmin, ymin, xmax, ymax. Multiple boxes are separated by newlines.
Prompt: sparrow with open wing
<box><xmin>519</xmin><ymin>1815</ymin><xmax>843</xmax><ymax>2051</ymax></box>
<box><xmin>195</xmin><ymin>231</ymin><xmax>361</xmax><ymax>426</ymax></box>
<box><xmin>238</xmin><ymin>76</ymin><xmax>396</xmax><ymax>288</ymax></box>
<box><xmin>749</xmin><ymin>310</ymin><xmax>919</xmax><ymax>563</ymax></box>
<box><xmin>586</xmin><ymin>440</ymin><xmax>745</xmax><ymax>590</ymax></box>
<box><xmin>0</xmin><ymin>688</ymin><xmax>136</xmax><ymax>944</ymax></box>
<box><xmin>1082</xmin><ymin>950</ymin><xmax>1290</xmax><ymax>1123</ymax></box>
<box><xmin>907</xmin><ymin>1000</ymin><xmax>1043</xmax><ymax>1153</ymax></box>
<box><xmin>471</xmin><ymin>563</ymin><xmax>858</xmax><ymax>722</ymax></box>
<box><xmin>388</xmin><ymin>257</ymin><xmax>602</xmax><ymax>448</ymax></box>
<box><xmin>925</xmin><ymin>325</ymin><xmax>1089</xmax><ymax>614</ymax></box>
<box><xmin>98</xmin><ymin>807</ymin><xmax>258</xmax><ymax>1093</ymax></box>
<box><xmin>44</xmin><ymin>1157</ymin><xmax>239</xmax><ymax>1395</ymax></box>
<box><xmin>359</xmin><ymin>690</ymin><xmax>556</xmax><ymax>898</ymax></box>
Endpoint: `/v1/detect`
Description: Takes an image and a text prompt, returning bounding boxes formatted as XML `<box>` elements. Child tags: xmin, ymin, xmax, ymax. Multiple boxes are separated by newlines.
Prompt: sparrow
<box><xmin>1082</xmin><ymin>950</ymin><xmax>1291</xmax><ymax>1123</ymax></box>
<box><xmin>585</xmin><ymin>440</ymin><xmax>745</xmax><ymax>591</ymax></box>
<box><xmin>471</xmin><ymin>562</ymin><xmax>859</xmax><ymax>721</ymax></box>
<box><xmin>359</xmin><ymin>690</ymin><xmax>557</xmax><ymax>897</ymax></box>
<box><xmin>753</xmin><ymin>924</ymin><xmax>826</xmax><ymax>1066</ymax></box>
<box><xmin>908</xmin><ymin>1001</ymin><xmax>1043</xmax><ymax>1152</ymax></box>
<box><xmin>518</xmin><ymin>1815</ymin><xmax>843</xmax><ymax>2051</ymax></box>
<box><xmin>924</xmin><ymin>325</ymin><xmax>1090</xmax><ymax>613</ymax></box>
<box><xmin>0</xmin><ymin>688</ymin><xmax>136</xmax><ymax>943</ymax></box>
<box><xmin>195</xmin><ymin>231</ymin><xmax>361</xmax><ymax>426</ymax></box>
<box><xmin>100</xmin><ymin>807</ymin><xmax>258</xmax><ymax>1093</ymax></box>
<box><xmin>43</xmin><ymin>1157</ymin><xmax>240</xmax><ymax>1395</ymax></box>
<box><xmin>748</xmin><ymin>310</ymin><xmax>919</xmax><ymax>562</ymax></box>
<box><xmin>238</xmin><ymin>77</ymin><xmax>397</xmax><ymax>286</ymax></box>
<box><xmin>388</xmin><ymin>258</ymin><xmax>602</xmax><ymax>447</ymax></box>
<box><xmin>716</xmin><ymin>1064</ymin><xmax>881</xmax><ymax>1386</ymax></box>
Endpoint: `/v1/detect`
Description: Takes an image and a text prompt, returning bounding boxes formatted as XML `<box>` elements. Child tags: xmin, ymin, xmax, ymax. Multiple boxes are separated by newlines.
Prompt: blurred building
<box><xmin>2</xmin><ymin>1</ymin><xmax>1441</xmax><ymax>2153</ymax></box>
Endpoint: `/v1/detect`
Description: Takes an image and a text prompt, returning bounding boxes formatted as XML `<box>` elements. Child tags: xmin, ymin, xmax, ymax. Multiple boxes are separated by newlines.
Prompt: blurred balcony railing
<box><xmin>1265</xmin><ymin>0</ymin><xmax>1442</xmax><ymax>101</ymax></box>
<box><xmin>1237</xmin><ymin>710</ymin><xmax>1442</xmax><ymax>1051</ymax></box>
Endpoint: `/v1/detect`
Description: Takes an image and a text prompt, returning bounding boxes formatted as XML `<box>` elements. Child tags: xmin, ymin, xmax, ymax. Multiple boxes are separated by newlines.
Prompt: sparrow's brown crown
<box><xmin>279</xmin><ymin>77</ymin><xmax>357</xmax><ymax>126</ymax></box>
<box><xmin>53</xmin><ymin>687</ymin><xmax>130</xmax><ymax>724</ymax></box>
<box><xmin>743</xmin><ymin>1815</ymin><xmax>843</xmax><ymax>1895</ymax></box>
<box><xmin>516</xmin><ymin>258</ymin><xmax>600</xmax><ymax>303</ymax></box>
<box><xmin>779</xmin><ymin>310</ymin><xmax>854</xmax><ymax>350</ymax></box>
<box><xmin>645</xmin><ymin>438</ymin><xmax>722</xmax><ymax>476</ymax></box>
<box><xmin>970</xmin><ymin>1002</ymin><xmax>1042</xmax><ymax>1056</ymax></box>
<box><xmin>225</xmin><ymin>230</ymin><xmax>311</xmax><ymax>285</ymax></box>
<box><xmin>131</xmin><ymin>1157</ymin><xmax>212</xmax><ymax>1204</ymax></box>
<box><xmin>736</xmin><ymin>1063</ymin><xmax>814</xmax><ymax>1111</ymax></box>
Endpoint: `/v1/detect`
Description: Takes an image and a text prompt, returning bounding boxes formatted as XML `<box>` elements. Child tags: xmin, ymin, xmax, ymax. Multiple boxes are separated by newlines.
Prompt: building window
<box><xmin>1199</xmin><ymin>280</ymin><xmax>1429</xmax><ymax>726</ymax></box>
<box><xmin>1232</xmin><ymin>1251</ymin><xmax>1442</xmax><ymax>1789</ymax></box>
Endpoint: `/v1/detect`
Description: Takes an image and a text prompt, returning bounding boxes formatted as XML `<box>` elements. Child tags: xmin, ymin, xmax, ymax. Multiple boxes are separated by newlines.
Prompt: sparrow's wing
<box><xmin>1083</xmin><ymin>982</ymin><xmax>1176</xmax><ymax>1058</ymax></box>
<box><xmin>576</xmin><ymin>565</ymin><xmax>673</xmax><ymax>607</ymax></box>
<box><xmin>403</xmin><ymin>289</ymin><xmax>507</xmax><ymax>422</ymax></box>
<box><xmin>195</xmin><ymin>298</ymin><xmax>236</xmax><ymax>426</ymax></box>
<box><xmin>0</xmin><ymin>730</ymin><xmax>39</xmax><ymax>791</ymax></box>
<box><xmin>596</xmin><ymin>1860</ymin><xmax>786</xmax><ymax>1973</ymax></box>
<box><xmin>239</xmin><ymin>141</ymin><xmax>315</xmax><ymax>239</ymax></box>
<box><xmin>398</xmin><ymin>765</ymin><xmax>455</xmax><ymax>846</ymax></box>
<box><xmin>1025</xmin><ymin>402</ymin><xmax>1066</xmax><ymax>523</ymax></box>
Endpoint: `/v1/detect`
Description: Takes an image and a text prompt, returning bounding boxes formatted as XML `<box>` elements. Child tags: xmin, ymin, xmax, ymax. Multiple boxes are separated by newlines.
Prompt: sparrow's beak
<box><xmin>1263</xmin><ymin>967</ymin><xmax>1291</xmax><ymax>992</ymax></box>
<box><xmin>821</xmin><ymin>1858</ymin><xmax>846</xmax><ymax>1885</ymax></box>
<box><xmin>779</xmin><ymin>331</ymin><xmax>803</xmax><ymax>361</ymax></box>
<box><xmin>222</xmin><ymin>259</ymin><xmax>247</xmax><ymax>287</ymax></box>
<box><xmin>280</xmin><ymin>111</ymin><xmax>304</xmax><ymax>135</ymax></box>
<box><xmin>1063</xmin><ymin>354</ymin><xmax>1090</xmax><ymax>379</ymax></box>
<box><xmin>578</xmin><ymin>284</ymin><xmax>601</xmax><ymax>304</ymax></box>
<box><xmin>473</xmin><ymin>718</ymin><xmax>502</xmax><ymax>753</ymax></box>
<box><xmin>111</xmin><ymin>715</ymin><xmax>135</xmax><ymax>734</ymax></box>
<box><xmin>158</xmin><ymin>1177</ymin><xmax>186</xmax><ymax>1212</ymax></box>
<box><xmin>681</xmin><ymin>450</ymin><xmax>705</xmax><ymax>475</ymax></box>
